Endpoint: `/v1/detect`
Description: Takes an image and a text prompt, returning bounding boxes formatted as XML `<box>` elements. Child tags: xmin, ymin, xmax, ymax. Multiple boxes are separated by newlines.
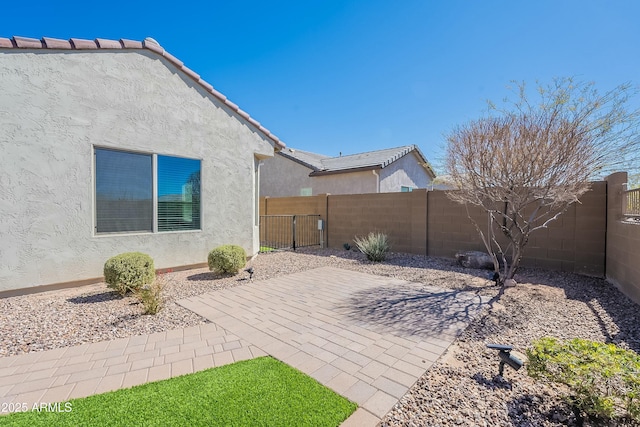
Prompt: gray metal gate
<box><xmin>259</xmin><ymin>215</ymin><xmax>322</xmax><ymax>251</ymax></box>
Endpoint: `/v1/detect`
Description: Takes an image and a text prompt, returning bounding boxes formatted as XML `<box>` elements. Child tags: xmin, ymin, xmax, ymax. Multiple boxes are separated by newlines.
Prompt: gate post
<box><xmin>292</xmin><ymin>215</ymin><xmax>297</xmax><ymax>250</ymax></box>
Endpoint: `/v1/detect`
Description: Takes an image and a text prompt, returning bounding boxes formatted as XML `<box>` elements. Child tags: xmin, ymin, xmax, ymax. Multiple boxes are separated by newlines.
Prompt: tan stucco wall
<box><xmin>0</xmin><ymin>49</ymin><xmax>274</xmax><ymax>292</ymax></box>
<box><xmin>379</xmin><ymin>151</ymin><xmax>433</xmax><ymax>192</ymax></box>
<box><xmin>312</xmin><ymin>170</ymin><xmax>378</xmax><ymax>195</ymax></box>
<box><xmin>260</xmin><ymin>153</ymin><xmax>314</xmax><ymax>197</ymax></box>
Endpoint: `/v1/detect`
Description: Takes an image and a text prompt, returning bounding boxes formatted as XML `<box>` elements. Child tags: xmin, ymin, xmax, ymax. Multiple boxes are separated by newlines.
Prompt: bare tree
<box><xmin>445</xmin><ymin>78</ymin><xmax>640</xmax><ymax>285</ymax></box>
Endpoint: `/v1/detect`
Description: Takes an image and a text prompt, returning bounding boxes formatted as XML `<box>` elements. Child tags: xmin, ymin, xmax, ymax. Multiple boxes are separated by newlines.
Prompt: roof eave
<box><xmin>309</xmin><ymin>165</ymin><xmax>381</xmax><ymax>177</ymax></box>
<box><xmin>277</xmin><ymin>151</ymin><xmax>320</xmax><ymax>171</ymax></box>
<box><xmin>405</xmin><ymin>145</ymin><xmax>437</xmax><ymax>179</ymax></box>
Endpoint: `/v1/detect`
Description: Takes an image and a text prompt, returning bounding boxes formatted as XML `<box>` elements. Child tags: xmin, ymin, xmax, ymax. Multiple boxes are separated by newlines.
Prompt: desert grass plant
<box><xmin>354</xmin><ymin>232</ymin><xmax>390</xmax><ymax>262</ymax></box>
<box><xmin>208</xmin><ymin>244</ymin><xmax>247</xmax><ymax>275</ymax></box>
<box><xmin>527</xmin><ymin>337</ymin><xmax>640</xmax><ymax>425</ymax></box>
<box><xmin>104</xmin><ymin>252</ymin><xmax>155</xmax><ymax>297</ymax></box>
<box><xmin>135</xmin><ymin>275</ymin><xmax>166</xmax><ymax>315</ymax></box>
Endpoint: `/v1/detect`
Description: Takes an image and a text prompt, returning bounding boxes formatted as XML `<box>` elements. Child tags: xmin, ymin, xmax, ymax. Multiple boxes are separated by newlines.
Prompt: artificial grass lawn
<box><xmin>1</xmin><ymin>357</ymin><xmax>357</xmax><ymax>427</ymax></box>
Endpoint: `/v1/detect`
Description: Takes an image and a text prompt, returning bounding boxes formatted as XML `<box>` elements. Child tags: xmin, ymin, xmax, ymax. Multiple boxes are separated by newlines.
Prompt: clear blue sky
<box><xmin>3</xmin><ymin>1</ymin><xmax>639</xmax><ymax>174</ymax></box>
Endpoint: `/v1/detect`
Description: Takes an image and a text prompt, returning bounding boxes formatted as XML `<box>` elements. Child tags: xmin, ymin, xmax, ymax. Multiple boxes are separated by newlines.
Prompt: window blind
<box><xmin>95</xmin><ymin>149</ymin><xmax>153</xmax><ymax>233</ymax></box>
<box><xmin>157</xmin><ymin>155</ymin><xmax>201</xmax><ymax>232</ymax></box>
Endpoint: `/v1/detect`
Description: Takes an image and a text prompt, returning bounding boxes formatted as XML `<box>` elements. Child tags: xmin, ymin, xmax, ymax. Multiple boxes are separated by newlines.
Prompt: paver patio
<box><xmin>178</xmin><ymin>267</ymin><xmax>490</xmax><ymax>425</ymax></box>
<box><xmin>0</xmin><ymin>267</ymin><xmax>489</xmax><ymax>426</ymax></box>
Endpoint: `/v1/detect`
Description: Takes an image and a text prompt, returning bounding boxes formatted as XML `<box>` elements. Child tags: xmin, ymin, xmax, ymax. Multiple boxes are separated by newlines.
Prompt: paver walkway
<box><xmin>178</xmin><ymin>267</ymin><xmax>490</xmax><ymax>425</ymax></box>
<box><xmin>0</xmin><ymin>323</ymin><xmax>260</xmax><ymax>411</ymax></box>
<box><xmin>0</xmin><ymin>267</ymin><xmax>489</xmax><ymax>426</ymax></box>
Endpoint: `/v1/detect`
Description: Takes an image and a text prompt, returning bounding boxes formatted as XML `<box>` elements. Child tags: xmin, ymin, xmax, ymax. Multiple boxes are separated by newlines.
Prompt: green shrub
<box><xmin>527</xmin><ymin>337</ymin><xmax>640</xmax><ymax>423</ymax></box>
<box><xmin>208</xmin><ymin>245</ymin><xmax>247</xmax><ymax>275</ymax></box>
<box><xmin>136</xmin><ymin>276</ymin><xmax>165</xmax><ymax>315</ymax></box>
<box><xmin>104</xmin><ymin>252</ymin><xmax>155</xmax><ymax>297</ymax></box>
<box><xmin>354</xmin><ymin>232</ymin><xmax>389</xmax><ymax>262</ymax></box>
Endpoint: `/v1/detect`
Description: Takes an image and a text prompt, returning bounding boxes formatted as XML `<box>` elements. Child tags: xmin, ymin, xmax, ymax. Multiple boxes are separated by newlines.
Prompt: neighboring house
<box><xmin>428</xmin><ymin>174</ymin><xmax>456</xmax><ymax>191</ymax></box>
<box><xmin>260</xmin><ymin>145</ymin><xmax>436</xmax><ymax>197</ymax></box>
<box><xmin>0</xmin><ymin>36</ymin><xmax>284</xmax><ymax>293</ymax></box>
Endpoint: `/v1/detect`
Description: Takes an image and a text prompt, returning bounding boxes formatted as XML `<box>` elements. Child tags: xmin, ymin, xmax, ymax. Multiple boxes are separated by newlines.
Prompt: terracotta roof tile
<box><xmin>14</xmin><ymin>36</ymin><xmax>43</xmax><ymax>49</ymax></box>
<box><xmin>0</xmin><ymin>38</ymin><xmax>14</xmax><ymax>48</ymax></box>
<box><xmin>142</xmin><ymin>38</ymin><xmax>163</xmax><ymax>54</ymax></box>
<box><xmin>209</xmin><ymin>87</ymin><xmax>227</xmax><ymax>101</ymax></box>
<box><xmin>197</xmin><ymin>79</ymin><xmax>213</xmax><ymax>92</ymax></box>
<box><xmin>70</xmin><ymin>38</ymin><xmax>97</xmax><ymax>49</ymax></box>
<box><xmin>95</xmin><ymin>38</ymin><xmax>122</xmax><ymax>49</ymax></box>
<box><xmin>162</xmin><ymin>51</ymin><xmax>183</xmax><ymax>68</ymax></box>
<box><xmin>120</xmin><ymin>39</ymin><xmax>143</xmax><ymax>49</ymax></box>
<box><xmin>224</xmin><ymin>99</ymin><xmax>239</xmax><ymax>111</ymax></box>
<box><xmin>236</xmin><ymin>109</ymin><xmax>251</xmax><ymax>120</ymax></box>
<box><xmin>180</xmin><ymin>66</ymin><xmax>200</xmax><ymax>82</ymax></box>
<box><xmin>247</xmin><ymin>117</ymin><xmax>261</xmax><ymax>128</ymax></box>
<box><xmin>42</xmin><ymin>37</ymin><xmax>72</xmax><ymax>49</ymax></box>
<box><xmin>0</xmin><ymin>35</ymin><xmax>285</xmax><ymax>149</ymax></box>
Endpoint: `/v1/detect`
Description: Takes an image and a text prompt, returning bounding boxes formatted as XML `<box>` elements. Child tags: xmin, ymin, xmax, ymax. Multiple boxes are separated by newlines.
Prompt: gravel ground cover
<box><xmin>1</xmin><ymin>248</ymin><xmax>638</xmax><ymax>426</ymax></box>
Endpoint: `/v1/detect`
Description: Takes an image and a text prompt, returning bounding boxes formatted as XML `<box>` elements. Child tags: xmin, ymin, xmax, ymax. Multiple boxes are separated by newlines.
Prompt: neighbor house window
<box><xmin>95</xmin><ymin>148</ymin><xmax>201</xmax><ymax>234</ymax></box>
<box><xmin>401</xmin><ymin>186</ymin><xmax>414</xmax><ymax>192</ymax></box>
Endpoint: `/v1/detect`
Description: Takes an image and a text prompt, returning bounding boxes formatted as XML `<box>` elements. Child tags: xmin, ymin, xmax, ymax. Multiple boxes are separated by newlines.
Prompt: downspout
<box><xmin>253</xmin><ymin>159</ymin><xmax>264</xmax><ymax>257</ymax></box>
<box><xmin>372</xmin><ymin>170</ymin><xmax>380</xmax><ymax>193</ymax></box>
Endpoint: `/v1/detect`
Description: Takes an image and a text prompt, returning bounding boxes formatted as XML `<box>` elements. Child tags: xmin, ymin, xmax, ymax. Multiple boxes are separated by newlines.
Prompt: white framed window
<box><xmin>94</xmin><ymin>148</ymin><xmax>201</xmax><ymax>234</ymax></box>
<box><xmin>401</xmin><ymin>186</ymin><xmax>414</xmax><ymax>192</ymax></box>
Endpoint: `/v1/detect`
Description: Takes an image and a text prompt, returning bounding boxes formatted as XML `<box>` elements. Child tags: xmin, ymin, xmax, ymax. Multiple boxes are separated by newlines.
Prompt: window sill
<box><xmin>93</xmin><ymin>229</ymin><xmax>203</xmax><ymax>237</ymax></box>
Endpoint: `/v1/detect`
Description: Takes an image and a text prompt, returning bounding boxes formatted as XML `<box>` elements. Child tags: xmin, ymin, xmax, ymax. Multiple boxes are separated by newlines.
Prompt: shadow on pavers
<box><xmin>338</xmin><ymin>283</ymin><xmax>489</xmax><ymax>339</ymax></box>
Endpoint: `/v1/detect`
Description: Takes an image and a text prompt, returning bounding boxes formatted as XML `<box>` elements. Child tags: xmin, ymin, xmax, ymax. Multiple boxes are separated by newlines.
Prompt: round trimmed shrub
<box><xmin>104</xmin><ymin>252</ymin><xmax>155</xmax><ymax>296</ymax></box>
<box><xmin>208</xmin><ymin>245</ymin><xmax>246</xmax><ymax>275</ymax></box>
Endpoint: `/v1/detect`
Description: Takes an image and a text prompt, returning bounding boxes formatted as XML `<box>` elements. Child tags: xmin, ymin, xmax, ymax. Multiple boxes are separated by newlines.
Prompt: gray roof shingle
<box><xmin>279</xmin><ymin>145</ymin><xmax>435</xmax><ymax>178</ymax></box>
<box><xmin>278</xmin><ymin>149</ymin><xmax>328</xmax><ymax>170</ymax></box>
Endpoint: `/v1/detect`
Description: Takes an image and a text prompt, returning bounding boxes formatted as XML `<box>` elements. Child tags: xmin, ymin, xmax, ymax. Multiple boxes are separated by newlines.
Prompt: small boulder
<box><xmin>455</xmin><ymin>251</ymin><xmax>494</xmax><ymax>269</ymax></box>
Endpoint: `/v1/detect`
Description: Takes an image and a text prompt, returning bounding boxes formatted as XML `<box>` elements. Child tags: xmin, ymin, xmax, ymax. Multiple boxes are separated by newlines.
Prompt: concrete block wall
<box><xmin>327</xmin><ymin>191</ymin><xmax>427</xmax><ymax>254</ymax></box>
<box><xmin>605</xmin><ymin>172</ymin><xmax>640</xmax><ymax>305</ymax></box>
<box><xmin>259</xmin><ymin>175</ymin><xmax>640</xmax><ymax>306</ymax></box>
<box><xmin>425</xmin><ymin>185</ymin><xmax>606</xmax><ymax>276</ymax></box>
<box><xmin>427</xmin><ymin>191</ymin><xmax>486</xmax><ymax>257</ymax></box>
<box><xmin>260</xmin><ymin>182</ymin><xmax>608</xmax><ymax>277</ymax></box>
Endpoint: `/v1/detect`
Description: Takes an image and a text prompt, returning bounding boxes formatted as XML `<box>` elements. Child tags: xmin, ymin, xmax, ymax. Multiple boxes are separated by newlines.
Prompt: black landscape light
<box><xmin>245</xmin><ymin>267</ymin><xmax>254</xmax><ymax>281</ymax></box>
<box><xmin>486</xmin><ymin>344</ymin><xmax>524</xmax><ymax>376</ymax></box>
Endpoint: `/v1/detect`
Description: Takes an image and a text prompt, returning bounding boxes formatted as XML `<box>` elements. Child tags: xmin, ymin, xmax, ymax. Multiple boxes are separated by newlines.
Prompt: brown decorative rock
<box><xmin>455</xmin><ymin>251</ymin><xmax>494</xmax><ymax>269</ymax></box>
